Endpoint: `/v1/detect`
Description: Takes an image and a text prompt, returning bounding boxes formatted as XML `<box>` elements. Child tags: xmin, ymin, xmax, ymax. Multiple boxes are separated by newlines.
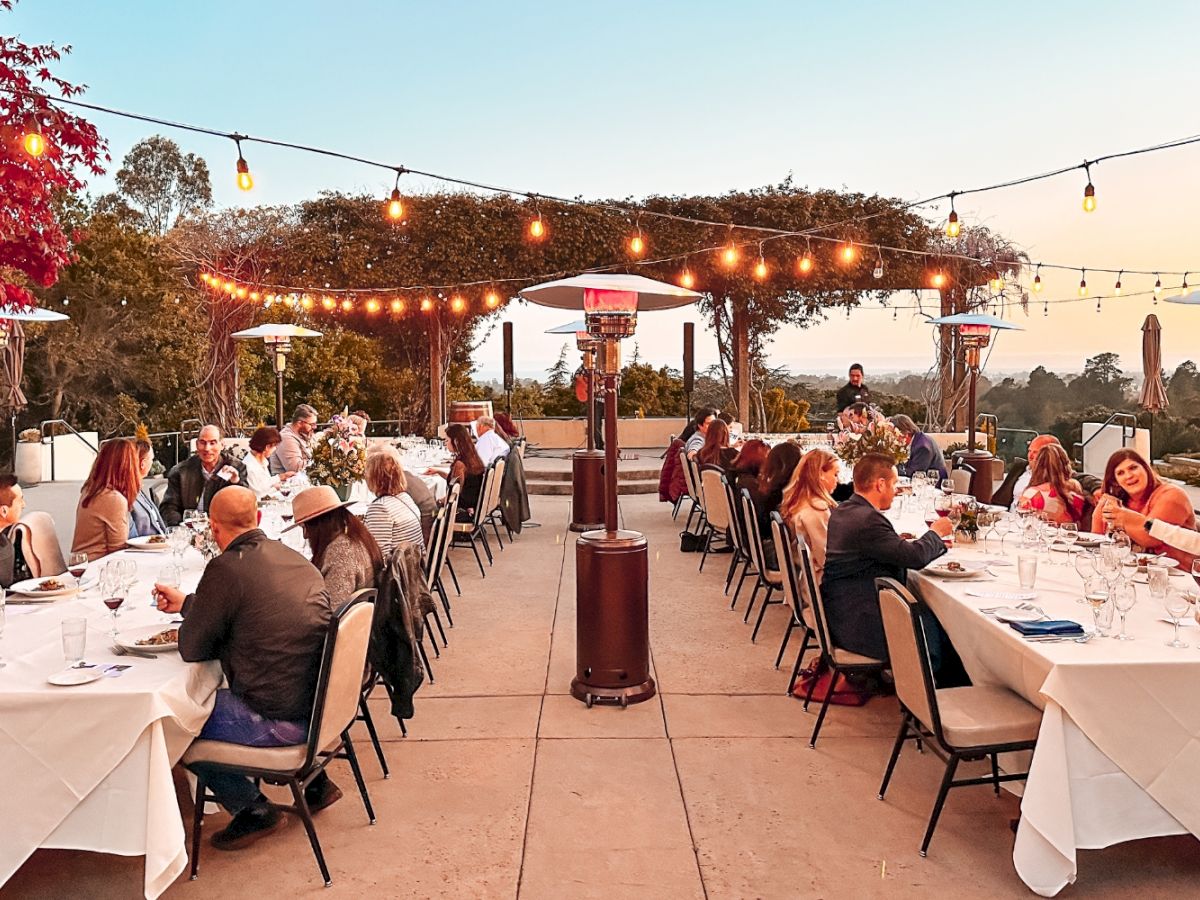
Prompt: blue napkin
<box><xmin>1009</xmin><ymin>619</ymin><xmax>1085</xmax><ymax>637</ymax></box>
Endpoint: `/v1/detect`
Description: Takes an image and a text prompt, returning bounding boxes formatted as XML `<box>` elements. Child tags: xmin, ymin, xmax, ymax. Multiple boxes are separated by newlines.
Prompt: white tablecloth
<box><xmin>898</xmin><ymin>517</ymin><xmax>1196</xmax><ymax>896</ymax></box>
<box><xmin>0</xmin><ymin>547</ymin><xmax>220</xmax><ymax>899</ymax></box>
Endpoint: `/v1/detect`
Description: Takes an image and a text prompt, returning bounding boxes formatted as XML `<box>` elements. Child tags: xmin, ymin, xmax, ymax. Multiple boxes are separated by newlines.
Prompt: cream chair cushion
<box><xmin>935</xmin><ymin>685</ymin><xmax>1042</xmax><ymax>748</ymax></box>
<box><xmin>831</xmin><ymin>647</ymin><xmax>884</xmax><ymax>666</ymax></box>
<box><xmin>182</xmin><ymin>740</ymin><xmax>307</xmax><ymax>771</ymax></box>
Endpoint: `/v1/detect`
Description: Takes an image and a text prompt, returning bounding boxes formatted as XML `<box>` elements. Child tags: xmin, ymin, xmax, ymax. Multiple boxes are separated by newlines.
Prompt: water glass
<box><xmin>1083</xmin><ymin>578</ymin><xmax>1113</xmax><ymax>636</ymax></box>
<box><xmin>62</xmin><ymin>617</ymin><xmax>87</xmax><ymax>664</ymax></box>
<box><xmin>1147</xmin><ymin>562</ymin><xmax>1171</xmax><ymax>602</ymax></box>
<box><xmin>156</xmin><ymin>562</ymin><xmax>183</xmax><ymax>607</ymax></box>
<box><xmin>1017</xmin><ymin>553</ymin><xmax>1038</xmax><ymax>590</ymax></box>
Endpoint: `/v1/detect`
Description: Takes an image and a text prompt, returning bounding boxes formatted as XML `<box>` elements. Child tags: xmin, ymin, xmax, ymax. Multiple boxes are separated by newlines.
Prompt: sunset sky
<box><xmin>10</xmin><ymin>0</ymin><xmax>1200</xmax><ymax>381</ymax></box>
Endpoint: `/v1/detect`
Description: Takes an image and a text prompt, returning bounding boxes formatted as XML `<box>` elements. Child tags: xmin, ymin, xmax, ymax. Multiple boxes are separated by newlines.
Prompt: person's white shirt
<box><xmin>1009</xmin><ymin>469</ymin><xmax>1032</xmax><ymax>512</ymax></box>
<box><xmin>1147</xmin><ymin>519</ymin><xmax>1200</xmax><ymax>556</ymax></box>
<box><xmin>475</xmin><ymin>428</ymin><xmax>511</xmax><ymax>467</ymax></box>
<box><xmin>243</xmin><ymin>453</ymin><xmax>277</xmax><ymax>498</ymax></box>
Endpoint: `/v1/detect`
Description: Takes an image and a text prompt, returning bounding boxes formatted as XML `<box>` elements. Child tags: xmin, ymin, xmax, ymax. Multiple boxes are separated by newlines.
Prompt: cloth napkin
<box><xmin>1009</xmin><ymin>619</ymin><xmax>1085</xmax><ymax>637</ymax></box>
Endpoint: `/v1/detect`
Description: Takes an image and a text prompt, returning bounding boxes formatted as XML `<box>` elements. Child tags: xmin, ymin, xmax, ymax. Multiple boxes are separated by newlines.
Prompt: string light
<box><xmin>678</xmin><ymin>265</ymin><xmax>695</xmax><ymax>289</ymax></box>
<box><xmin>989</xmin><ymin>276</ymin><xmax>1003</xmax><ymax>293</ymax></box>
<box><xmin>420</xmin><ymin>297</ymin><xmax>433</xmax><ymax>312</ymax></box>
<box><xmin>1114</xmin><ymin>270</ymin><xmax>1123</xmax><ymax>295</ymax></box>
<box><xmin>1184</xmin><ymin>272</ymin><xmax>1191</xmax><ymax>291</ymax></box>
<box><xmin>1078</xmin><ymin>269</ymin><xmax>1088</xmax><ymax>297</ymax></box>
<box><xmin>450</xmin><ymin>295</ymin><xmax>466</xmax><ymax>313</ymax></box>
<box><xmin>236</xmin><ymin>286</ymin><xmax>248</xmax><ymax>300</ymax></box>
<box><xmin>22</xmin><ymin>128</ymin><xmax>47</xmax><ymax>158</ymax></box>
<box><xmin>797</xmin><ymin>246</ymin><xmax>814</xmax><ymax>274</ymax></box>
<box><xmin>365</xmin><ymin>298</ymin><xmax>381</xmax><ymax>314</ymax></box>
<box><xmin>754</xmin><ymin>245</ymin><xmax>768</xmax><ymax>280</ymax></box>
<box><xmin>628</xmin><ymin>223</ymin><xmax>646</xmax><ymax>257</ymax></box>
<box><xmin>840</xmin><ymin>240</ymin><xmax>857</xmax><ymax>264</ymax></box>
<box><xmin>234</xmin><ymin>138</ymin><xmax>253</xmax><ymax>191</ymax></box>
<box><xmin>529</xmin><ymin>209</ymin><xmax>546</xmax><ymax>240</ymax></box>
<box><xmin>391</xmin><ymin>298</ymin><xmax>404</xmax><ymax>314</ymax></box>
<box><xmin>1032</xmin><ymin>264</ymin><xmax>1042</xmax><ymax>293</ymax></box>
<box><xmin>484</xmin><ymin>290</ymin><xmax>500</xmax><ymax>309</ymax></box>
<box><xmin>321</xmin><ymin>296</ymin><xmax>336</xmax><ymax>310</ymax></box>
<box><xmin>930</xmin><ymin>271</ymin><xmax>946</xmax><ymax>289</ymax></box>
<box><xmin>386</xmin><ymin>169</ymin><xmax>406</xmax><ymax>220</ymax></box>
<box><xmin>301</xmin><ymin>296</ymin><xmax>314</xmax><ymax>310</ymax></box>
<box><xmin>872</xmin><ymin>248</ymin><xmax>884</xmax><ymax>280</ymax></box>
<box><xmin>1154</xmin><ymin>273</ymin><xmax>1162</xmax><ymax>304</ymax></box>
<box><xmin>1043</xmin><ymin>299</ymin><xmax>1048</xmax><ymax>317</ymax></box>
<box><xmin>721</xmin><ymin>242</ymin><xmax>739</xmax><ymax>268</ymax></box>
<box><xmin>945</xmin><ymin>193</ymin><xmax>960</xmax><ymax>238</ymax></box>
<box><xmin>1082</xmin><ymin>164</ymin><xmax>1096</xmax><ymax>213</ymax></box>
<box><xmin>340</xmin><ymin>298</ymin><xmax>353</xmax><ymax>312</ymax></box>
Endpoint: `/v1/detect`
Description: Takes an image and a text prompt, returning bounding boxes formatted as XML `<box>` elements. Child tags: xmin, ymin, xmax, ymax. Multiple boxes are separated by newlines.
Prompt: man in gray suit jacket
<box><xmin>160</xmin><ymin>425</ymin><xmax>248</xmax><ymax>527</ymax></box>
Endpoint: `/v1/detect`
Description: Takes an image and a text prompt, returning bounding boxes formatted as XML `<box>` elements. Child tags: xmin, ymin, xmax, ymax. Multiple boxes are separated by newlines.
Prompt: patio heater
<box><xmin>232</xmin><ymin>324</ymin><xmax>322</xmax><ymax>427</ymax></box>
<box><xmin>571</xmin><ymin>287</ymin><xmax>655</xmax><ymax>706</ymax></box>
<box><xmin>928</xmin><ymin>312</ymin><xmax>1023</xmax><ymax>501</ymax></box>
<box><xmin>547</xmin><ymin>320</ymin><xmax>604</xmax><ymax>532</ymax></box>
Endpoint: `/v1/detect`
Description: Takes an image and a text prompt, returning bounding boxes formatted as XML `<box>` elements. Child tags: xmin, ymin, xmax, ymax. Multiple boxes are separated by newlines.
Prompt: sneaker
<box><xmin>304</xmin><ymin>775</ymin><xmax>343</xmax><ymax>813</ymax></box>
<box><xmin>211</xmin><ymin>807</ymin><xmax>286</xmax><ymax>851</ymax></box>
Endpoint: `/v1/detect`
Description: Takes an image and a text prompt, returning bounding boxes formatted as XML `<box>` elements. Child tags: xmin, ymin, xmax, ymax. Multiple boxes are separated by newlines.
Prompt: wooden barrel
<box><xmin>448</xmin><ymin>400</ymin><xmax>493</xmax><ymax>425</ymax></box>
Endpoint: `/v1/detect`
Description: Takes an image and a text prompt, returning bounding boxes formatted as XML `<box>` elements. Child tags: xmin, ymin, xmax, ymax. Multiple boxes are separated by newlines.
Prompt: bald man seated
<box><xmin>153</xmin><ymin>488</ymin><xmax>338</xmax><ymax>850</ymax></box>
<box><xmin>159</xmin><ymin>424</ymin><xmax>248</xmax><ymax>526</ymax></box>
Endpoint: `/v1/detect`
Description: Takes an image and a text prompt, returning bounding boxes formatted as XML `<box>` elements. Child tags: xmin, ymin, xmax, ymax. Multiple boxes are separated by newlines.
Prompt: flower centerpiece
<box><xmin>832</xmin><ymin>416</ymin><xmax>908</xmax><ymax>466</ymax></box>
<box><xmin>955</xmin><ymin>499</ymin><xmax>981</xmax><ymax>543</ymax></box>
<box><xmin>307</xmin><ymin>415</ymin><xmax>366</xmax><ymax>501</ymax></box>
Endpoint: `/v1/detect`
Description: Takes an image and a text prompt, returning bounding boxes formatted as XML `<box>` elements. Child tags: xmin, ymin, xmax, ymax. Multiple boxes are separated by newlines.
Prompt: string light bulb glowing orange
<box><xmin>249</xmin><ymin>291</ymin><xmax>260</xmax><ymax>302</ymax></box>
<box><xmin>341</xmin><ymin>298</ymin><xmax>353</xmax><ymax>312</ymax></box>
<box><xmin>1078</xmin><ymin>270</ymin><xmax>1088</xmax><ymax>297</ymax></box>
<box><xmin>529</xmin><ymin>213</ymin><xmax>546</xmax><ymax>240</ymax></box>
<box><xmin>989</xmin><ymin>276</ymin><xmax>1003</xmax><ymax>293</ymax></box>
<box><xmin>223</xmin><ymin>281</ymin><xmax>236</xmax><ymax>295</ymax></box>
<box><xmin>420</xmin><ymin>297</ymin><xmax>434</xmax><ymax>312</ymax></box>
<box><xmin>945</xmin><ymin>208</ymin><xmax>960</xmax><ymax>238</ymax></box>
<box><xmin>840</xmin><ymin>241</ymin><xmax>857</xmax><ymax>264</ymax></box>
<box><xmin>679</xmin><ymin>266</ymin><xmax>695</xmax><ymax>289</ymax></box>
<box><xmin>1032</xmin><ymin>265</ymin><xmax>1042</xmax><ymax>293</ymax></box>
<box><xmin>234</xmin><ymin>139</ymin><xmax>253</xmax><ymax>192</ymax></box>
<box><xmin>484</xmin><ymin>291</ymin><xmax>500</xmax><ymax>309</ymax></box>
<box><xmin>386</xmin><ymin>189</ymin><xmax>404</xmax><ymax>220</ymax></box>
<box><xmin>754</xmin><ymin>255</ymin><xmax>768</xmax><ymax>281</ymax></box>
<box><xmin>721</xmin><ymin>243</ymin><xmax>738</xmax><ymax>267</ymax></box>
<box><xmin>22</xmin><ymin>129</ymin><xmax>46</xmax><ymax>158</ymax></box>
<box><xmin>366</xmin><ymin>298</ymin><xmax>380</xmax><ymax>314</ymax></box>
<box><xmin>235</xmin><ymin>287</ymin><xmax>248</xmax><ymax>300</ymax></box>
<box><xmin>628</xmin><ymin>227</ymin><xmax>645</xmax><ymax>257</ymax></box>
<box><xmin>930</xmin><ymin>271</ymin><xmax>946</xmax><ymax>289</ymax></box>
<box><xmin>797</xmin><ymin>251</ymin><xmax>814</xmax><ymax>274</ymax></box>
<box><xmin>322</xmin><ymin>296</ymin><xmax>336</xmax><ymax>311</ymax></box>
<box><xmin>301</xmin><ymin>296</ymin><xmax>314</xmax><ymax>310</ymax></box>
<box><xmin>450</xmin><ymin>295</ymin><xmax>466</xmax><ymax>314</ymax></box>
<box><xmin>391</xmin><ymin>298</ymin><xmax>404</xmax><ymax>314</ymax></box>
<box><xmin>1082</xmin><ymin>175</ymin><xmax>1096</xmax><ymax>213</ymax></box>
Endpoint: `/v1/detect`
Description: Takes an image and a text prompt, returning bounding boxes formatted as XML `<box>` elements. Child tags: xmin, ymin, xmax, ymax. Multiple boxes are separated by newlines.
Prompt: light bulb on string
<box><xmin>528</xmin><ymin>206</ymin><xmax>546</xmax><ymax>240</ymax></box>
<box><xmin>385</xmin><ymin>168</ymin><xmax>406</xmax><ymax>220</ymax></box>
<box><xmin>797</xmin><ymin>249</ymin><xmax>814</xmax><ymax>274</ymax></box>
<box><xmin>341</xmin><ymin>299</ymin><xmax>353</xmax><ymax>312</ymax></box>
<box><xmin>892</xmin><ymin>307</ymin><xmax>898</xmax><ymax>321</ymax></box>
<box><xmin>22</xmin><ymin>125</ymin><xmax>47</xmax><ymax>158</ymax></box>
<box><xmin>678</xmin><ymin>264</ymin><xmax>695</xmax><ymax>289</ymax></box>
<box><xmin>1043</xmin><ymin>299</ymin><xmax>1048</xmax><ymax>317</ymax></box>
<box><xmin>989</xmin><ymin>276</ymin><xmax>1004</xmax><ymax>293</ymax></box>
<box><xmin>1096</xmin><ymin>297</ymin><xmax>1102</xmax><ymax>313</ymax></box>
<box><xmin>721</xmin><ymin>242</ymin><xmax>739</xmax><ymax>268</ymax></box>
<box><xmin>1078</xmin><ymin>269</ymin><xmax>1088</xmax><ymax>298</ymax></box>
<box><xmin>628</xmin><ymin>223</ymin><xmax>646</xmax><ymax>257</ymax></box>
<box><xmin>930</xmin><ymin>270</ymin><xmax>946</xmax><ymax>289</ymax></box>
<box><xmin>235</xmin><ymin>287</ymin><xmax>248</xmax><ymax>300</ymax></box>
<box><xmin>1154</xmin><ymin>273</ymin><xmax>1162</xmax><ymax>304</ymax></box>
<box><xmin>485</xmin><ymin>291</ymin><xmax>500</xmax><ymax>309</ymax></box>
<box><xmin>391</xmin><ymin>298</ymin><xmax>404</xmax><ymax>314</ymax></box>
<box><xmin>1114</xmin><ymin>270</ymin><xmax>1123</xmax><ymax>295</ymax></box>
<box><xmin>873</xmin><ymin>248</ymin><xmax>884</xmax><ymax>280</ymax></box>
<box><xmin>321</xmin><ymin>296</ymin><xmax>336</xmax><ymax>311</ymax></box>
<box><xmin>420</xmin><ymin>297</ymin><xmax>434</xmax><ymax>312</ymax></box>
<box><xmin>249</xmin><ymin>291</ymin><xmax>259</xmax><ymax>302</ymax></box>
<box><xmin>945</xmin><ymin>193</ymin><xmax>960</xmax><ymax>238</ymax></box>
<box><xmin>1184</xmin><ymin>272</ymin><xmax>1191</xmax><ymax>292</ymax></box>
<box><xmin>1032</xmin><ymin>264</ymin><xmax>1042</xmax><ymax>293</ymax></box>
<box><xmin>754</xmin><ymin>245</ymin><xmax>768</xmax><ymax>281</ymax></box>
<box><xmin>366</xmin><ymin>298</ymin><xmax>381</xmax><ymax>314</ymax></box>
<box><xmin>234</xmin><ymin>138</ymin><xmax>253</xmax><ymax>192</ymax></box>
<box><xmin>301</xmin><ymin>296</ymin><xmax>314</xmax><ymax>311</ymax></box>
<box><xmin>450</xmin><ymin>295</ymin><xmax>466</xmax><ymax>314</ymax></box>
<box><xmin>840</xmin><ymin>240</ymin><xmax>857</xmax><ymax>265</ymax></box>
<box><xmin>1082</xmin><ymin>164</ymin><xmax>1096</xmax><ymax>213</ymax></box>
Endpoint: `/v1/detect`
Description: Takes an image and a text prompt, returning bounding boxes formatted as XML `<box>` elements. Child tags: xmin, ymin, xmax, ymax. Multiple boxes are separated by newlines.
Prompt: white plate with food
<box><xmin>116</xmin><ymin>625</ymin><xmax>180</xmax><ymax>653</ymax></box>
<box><xmin>1124</xmin><ymin>555</ymin><xmax>1180</xmax><ymax>573</ymax></box>
<box><xmin>48</xmin><ymin>666</ymin><xmax>106</xmax><ymax>687</ymax></box>
<box><xmin>926</xmin><ymin>560</ymin><xmax>989</xmax><ymax>579</ymax></box>
<box><xmin>8</xmin><ymin>576</ymin><xmax>80</xmax><ymax>599</ymax></box>
<box><xmin>126</xmin><ymin>535</ymin><xmax>172</xmax><ymax>551</ymax></box>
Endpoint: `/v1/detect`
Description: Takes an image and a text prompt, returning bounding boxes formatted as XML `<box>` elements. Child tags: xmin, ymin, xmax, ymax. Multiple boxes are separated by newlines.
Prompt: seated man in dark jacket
<box><xmin>154</xmin><ymin>487</ymin><xmax>335</xmax><ymax>850</ymax></box>
<box><xmin>821</xmin><ymin>453</ymin><xmax>953</xmax><ymax>663</ymax></box>
<box><xmin>159</xmin><ymin>424</ymin><xmax>248</xmax><ymax>527</ymax></box>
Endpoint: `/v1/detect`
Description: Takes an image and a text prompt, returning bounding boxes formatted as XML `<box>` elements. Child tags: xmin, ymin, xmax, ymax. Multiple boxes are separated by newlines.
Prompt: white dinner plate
<box><xmin>1125</xmin><ymin>556</ymin><xmax>1180</xmax><ymax>573</ymax></box>
<box><xmin>990</xmin><ymin>607</ymin><xmax>1044</xmax><ymax>624</ymax></box>
<box><xmin>48</xmin><ymin>666</ymin><xmax>106</xmax><ymax>686</ymax></box>
<box><xmin>1132</xmin><ymin>570</ymin><xmax>1188</xmax><ymax>584</ymax></box>
<box><xmin>926</xmin><ymin>561</ymin><xmax>989</xmax><ymax>579</ymax></box>
<box><xmin>126</xmin><ymin>535</ymin><xmax>171</xmax><ymax>551</ymax></box>
<box><xmin>116</xmin><ymin>624</ymin><xmax>179</xmax><ymax>653</ymax></box>
<box><xmin>8</xmin><ymin>576</ymin><xmax>80</xmax><ymax>598</ymax></box>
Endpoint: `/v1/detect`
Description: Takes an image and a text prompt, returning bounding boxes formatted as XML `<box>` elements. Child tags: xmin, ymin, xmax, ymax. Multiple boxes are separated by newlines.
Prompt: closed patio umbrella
<box><xmin>1139</xmin><ymin>314</ymin><xmax>1169</xmax><ymax>414</ymax></box>
<box><xmin>1</xmin><ymin>320</ymin><xmax>28</xmax><ymax>414</ymax></box>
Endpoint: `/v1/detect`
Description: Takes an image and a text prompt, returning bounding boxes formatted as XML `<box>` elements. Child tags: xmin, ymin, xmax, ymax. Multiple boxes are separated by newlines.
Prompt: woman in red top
<box><xmin>1017</xmin><ymin>443</ymin><xmax>1085</xmax><ymax>526</ymax></box>
<box><xmin>1092</xmin><ymin>448</ymin><xmax>1197</xmax><ymax>568</ymax></box>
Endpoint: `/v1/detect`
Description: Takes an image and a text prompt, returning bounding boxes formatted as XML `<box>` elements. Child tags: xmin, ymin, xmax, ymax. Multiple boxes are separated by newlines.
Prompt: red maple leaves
<box><xmin>1</xmin><ymin>2</ymin><xmax>108</xmax><ymax>307</ymax></box>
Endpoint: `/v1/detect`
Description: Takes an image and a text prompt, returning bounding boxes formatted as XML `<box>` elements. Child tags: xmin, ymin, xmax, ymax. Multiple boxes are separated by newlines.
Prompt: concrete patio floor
<box><xmin>6</xmin><ymin>491</ymin><xmax>1200</xmax><ymax>898</ymax></box>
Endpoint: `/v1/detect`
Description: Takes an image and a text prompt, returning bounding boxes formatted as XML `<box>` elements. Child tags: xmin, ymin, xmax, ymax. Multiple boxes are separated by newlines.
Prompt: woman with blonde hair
<box><xmin>779</xmin><ymin>447</ymin><xmax>839</xmax><ymax>581</ymax></box>
<box><xmin>364</xmin><ymin>446</ymin><xmax>425</xmax><ymax>555</ymax></box>
<box><xmin>1017</xmin><ymin>443</ymin><xmax>1085</xmax><ymax>525</ymax></box>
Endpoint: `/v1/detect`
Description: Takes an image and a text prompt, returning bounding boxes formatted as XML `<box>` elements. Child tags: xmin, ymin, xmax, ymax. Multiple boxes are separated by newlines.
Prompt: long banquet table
<box><xmin>0</xmin><ymin>546</ymin><xmax>220</xmax><ymax>899</ymax></box>
<box><xmin>891</xmin><ymin>509</ymin><xmax>1198</xmax><ymax>896</ymax></box>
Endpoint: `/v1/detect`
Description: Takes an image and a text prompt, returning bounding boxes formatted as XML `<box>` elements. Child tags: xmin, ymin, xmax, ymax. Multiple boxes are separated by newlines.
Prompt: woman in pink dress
<box><xmin>1017</xmin><ymin>443</ymin><xmax>1085</xmax><ymax>526</ymax></box>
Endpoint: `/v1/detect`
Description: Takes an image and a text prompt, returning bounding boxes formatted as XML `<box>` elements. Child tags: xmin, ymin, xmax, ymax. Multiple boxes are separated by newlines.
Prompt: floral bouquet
<box><xmin>833</xmin><ymin>418</ymin><xmax>908</xmax><ymax>466</ymax></box>
<box><xmin>307</xmin><ymin>415</ymin><xmax>367</xmax><ymax>494</ymax></box>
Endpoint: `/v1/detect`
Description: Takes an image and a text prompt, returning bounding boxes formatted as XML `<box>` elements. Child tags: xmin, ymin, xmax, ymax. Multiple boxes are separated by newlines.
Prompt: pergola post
<box><xmin>732</xmin><ymin>304</ymin><xmax>750</xmax><ymax>427</ymax></box>
<box><xmin>429</xmin><ymin>314</ymin><xmax>444</xmax><ymax>433</ymax></box>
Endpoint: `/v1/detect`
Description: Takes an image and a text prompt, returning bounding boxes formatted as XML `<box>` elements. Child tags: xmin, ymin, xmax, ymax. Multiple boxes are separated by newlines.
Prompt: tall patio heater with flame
<box><xmin>521</xmin><ymin>275</ymin><xmax>700</xmax><ymax>707</ymax></box>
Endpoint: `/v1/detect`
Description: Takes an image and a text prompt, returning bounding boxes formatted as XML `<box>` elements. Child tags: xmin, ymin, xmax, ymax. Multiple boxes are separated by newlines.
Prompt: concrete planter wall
<box><xmin>15</xmin><ymin>442</ymin><xmax>43</xmax><ymax>486</ymax></box>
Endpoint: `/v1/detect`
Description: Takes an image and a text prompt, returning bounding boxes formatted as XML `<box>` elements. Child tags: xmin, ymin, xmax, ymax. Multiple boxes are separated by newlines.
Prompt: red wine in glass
<box><xmin>68</xmin><ymin>564</ymin><xmax>87</xmax><ymax>579</ymax></box>
<box><xmin>104</xmin><ymin>596</ymin><xmax>124</xmax><ymax>612</ymax></box>
<box><xmin>936</xmin><ymin>509</ymin><xmax>951</xmax><ymax>518</ymax></box>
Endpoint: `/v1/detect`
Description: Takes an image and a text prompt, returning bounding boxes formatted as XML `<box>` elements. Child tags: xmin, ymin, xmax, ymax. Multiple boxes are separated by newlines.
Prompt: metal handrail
<box><xmin>39</xmin><ymin>419</ymin><xmax>99</xmax><ymax>482</ymax></box>
<box><xmin>1072</xmin><ymin>412</ymin><xmax>1138</xmax><ymax>467</ymax></box>
<box><xmin>995</xmin><ymin>427</ymin><xmax>1039</xmax><ymax>462</ymax></box>
<box><xmin>975</xmin><ymin>413</ymin><xmax>999</xmax><ymax>455</ymax></box>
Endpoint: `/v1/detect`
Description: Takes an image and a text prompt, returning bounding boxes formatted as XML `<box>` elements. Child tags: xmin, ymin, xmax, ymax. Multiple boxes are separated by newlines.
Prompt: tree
<box><xmin>617</xmin><ymin>362</ymin><xmax>685</xmax><ymax>416</ymax></box>
<box><xmin>546</xmin><ymin>343</ymin><xmax>572</xmax><ymax>388</ymax></box>
<box><xmin>112</xmin><ymin>135</ymin><xmax>212</xmax><ymax>235</ymax></box>
<box><xmin>1070</xmin><ymin>353</ymin><xmax>1133</xmax><ymax>410</ymax></box>
<box><xmin>1168</xmin><ymin>360</ymin><xmax>1200</xmax><ymax>409</ymax></box>
<box><xmin>0</xmin><ymin>2</ymin><xmax>108</xmax><ymax>308</ymax></box>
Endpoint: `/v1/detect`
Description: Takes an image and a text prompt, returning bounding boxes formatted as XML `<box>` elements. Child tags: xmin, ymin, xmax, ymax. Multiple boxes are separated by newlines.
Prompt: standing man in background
<box><xmin>836</xmin><ymin>363</ymin><xmax>871</xmax><ymax>413</ymax></box>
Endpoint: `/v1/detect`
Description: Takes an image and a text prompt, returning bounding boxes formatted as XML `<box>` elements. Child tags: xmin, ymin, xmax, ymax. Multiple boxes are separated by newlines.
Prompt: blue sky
<box><xmin>9</xmin><ymin>0</ymin><xmax>1200</xmax><ymax>379</ymax></box>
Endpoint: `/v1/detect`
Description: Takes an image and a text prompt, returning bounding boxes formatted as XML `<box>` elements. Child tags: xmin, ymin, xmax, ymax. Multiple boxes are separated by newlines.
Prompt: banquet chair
<box><xmin>949</xmin><ymin>467</ymin><xmax>973</xmax><ymax>495</ymax></box>
<box><xmin>482</xmin><ymin>457</ymin><xmax>508</xmax><ymax>549</ymax></box>
<box><xmin>675</xmin><ymin>447</ymin><xmax>698</xmax><ymax>524</ymax></box>
<box><xmin>185</xmin><ymin>591</ymin><xmax>378</xmax><ymax>887</ymax></box>
<box><xmin>770</xmin><ymin>513</ymin><xmax>817</xmax><ymax>694</ymax></box>
<box><xmin>698</xmin><ymin>467</ymin><xmax>733</xmax><ymax>573</ymax></box>
<box><xmin>738</xmin><ymin>489</ymin><xmax>783</xmax><ymax>640</ymax></box>
<box><xmin>720</xmin><ymin>474</ymin><xmax>752</xmax><ymax>595</ymax></box>
<box><xmin>452</xmin><ymin>463</ymin><xmax>498</xmax><ymax>576</ymax></box>
<box><xmin>11</xmin><ymin>511</ymin><xmax>67</xmax><ymax>577</ymax></box>
<box><xmin>357</xmin><ymin>666</ymin><xmax>395</xmax><ymax>774</ymax></box>
<box><xmin>725</xmin><ymin>479</ymin><xmax>759</xmax><ymax>608</ymax></box>
<box><xmin>799</xmin><ymin>541</ymin><xmax>885</xmax><ymax>749</ymax></box>
<box><xmin>874</xmin><ymin>577</ymin><xmax>1041</xmax><ymax>856</ymax></box>
<box><xmin>685</xmin><ymin>453</ymin><xmax>708</xmax><ymax>537</ymax></box>
<box><xmin>424</xmin><ymin>486</ymin><xmax>460</xmax><ymax>626</ymax></box>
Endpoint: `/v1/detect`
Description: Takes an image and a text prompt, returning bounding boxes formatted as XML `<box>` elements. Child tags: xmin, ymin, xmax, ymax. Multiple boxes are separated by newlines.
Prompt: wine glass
<box><xmin>1164</xmin><ymin>590</ymin><xmax>1191</xmax><ymax>648</ymax></box>
<box><xmin>1191</xmin><ymin>559</ymin><xmax>1200</xmax><ymax>588</ymax></box>
<box><xmin>67</xmin><ymin>551</ymin><xmax>88</xmax><ymax>582</ymax></box>
<box><xmin>1043</xmin><ymin>521</ymin><xmax>1062</xmax><ymax>565</ymax></box>
<box><xmin>1059</xmin><ymin>522</ymin><xmax>1078</xmax><ymax>565</ymax></box>
<box><xmin>156</xmin><ymin>562</ymin><xmax>183</xmax><ymax>611</ymax></box>
<box><xmin>1074</xmin><ymin>548</ymin><xmax>1097</xmax><ymax>582</ymax></box>
<box><xmin>1083</xmin><ymin>577</ymin><xmax>1109</xmax><ymax>636</ymax></box>
<box><xmin>940</xmin><ymin>478</ymin><xmax>955</xmax><ymax>497</ymax></box>
<box><xmin>927</xmin><ymin>470</ymin><xmax>941</xmax><ymax>490</ymax></box>
<box><xmin>100</xmin><ymin>567</ymin><xmax>125</xmax><ymax>639</ymax></box>
<box><xmin>912</xmin><ymin>472</ymin><xmax>928</xmax><ymax>498</ymax></box>
<box><xmin>1112</xmin><ymin>577</ymin><xmax>1137</xmax><ymax>640</ymax></box>
<box><xmin>168</xmin><ymin>526</ymin><xmax>189</xmax><ymax>560</ymax></box>
<box><xmin>117</xmin><ymin>558</ymin><xmax>137</xmax><ymax>596</ymax></box>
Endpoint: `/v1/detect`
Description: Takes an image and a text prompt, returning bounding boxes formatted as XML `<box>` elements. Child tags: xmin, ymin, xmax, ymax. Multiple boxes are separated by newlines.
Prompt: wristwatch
<box><xmin>1143</xmin><ymin>518</ymin><xmax>1157</xmax><ymax>534</ymax></box>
